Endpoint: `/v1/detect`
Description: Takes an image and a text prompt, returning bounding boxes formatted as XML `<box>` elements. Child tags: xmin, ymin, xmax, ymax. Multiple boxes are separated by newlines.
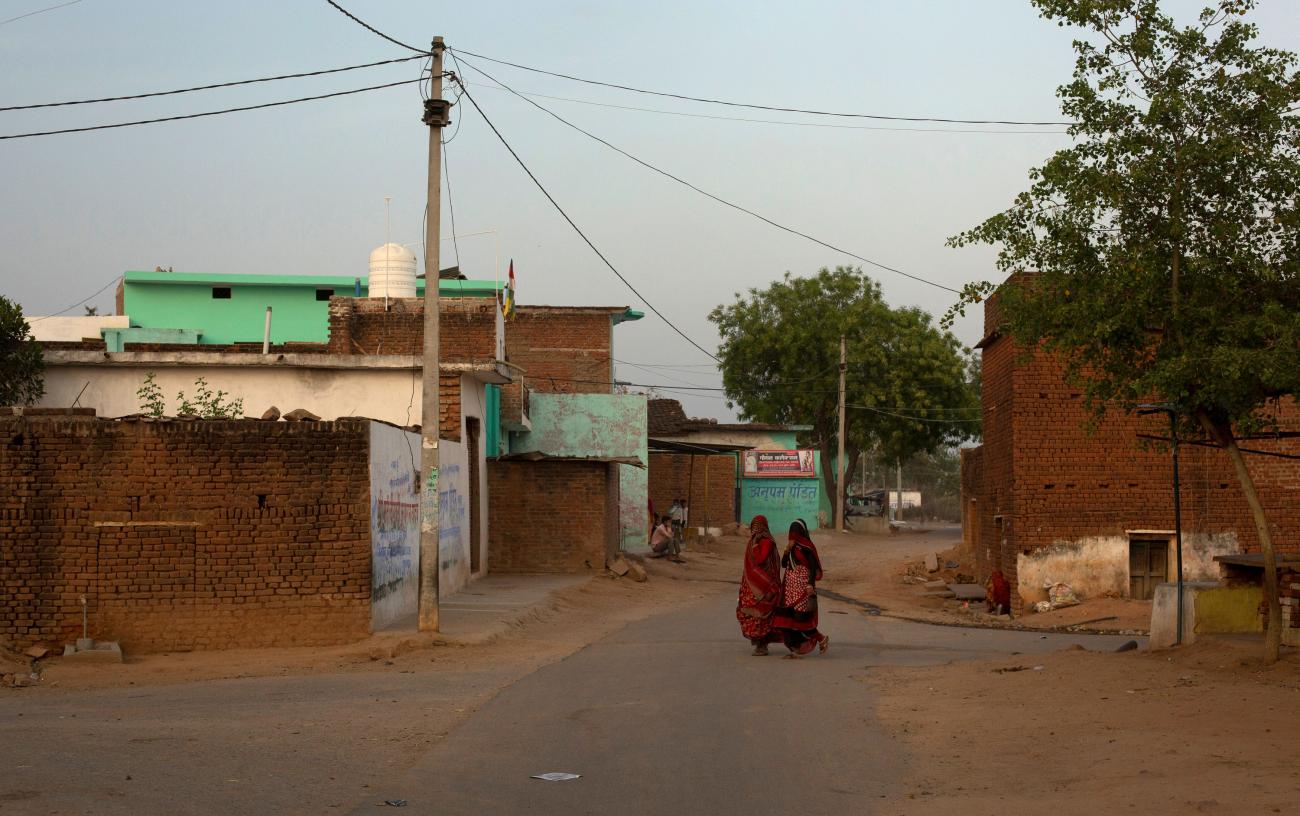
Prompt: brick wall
<box><xmin>0</xmin><ymin>414</ymin><xmax>373</xmax><ymax>652</ymax></box>
<box><xmin>968</xmin><ymin>300</ymin><xmax>1300</xmax><ymax>607</ymax></box>
<box><xmin>326</xmin><ymin>297</ymin><xmax>499</xmax><ymax>361</ymax></box>
<box><xmin>648</xmin><ymin>453</ymin><xmax>737</xmax><ymax>528</ymax></box>
<box><xmin>507</xmin><ymin>308</ymin><xmax>614</xmax><ymax>394</ymax></box>
<box><xmin>487</xmin><ymin>460</ymin><xmax>611</xmax><ymax>572</ymax></box>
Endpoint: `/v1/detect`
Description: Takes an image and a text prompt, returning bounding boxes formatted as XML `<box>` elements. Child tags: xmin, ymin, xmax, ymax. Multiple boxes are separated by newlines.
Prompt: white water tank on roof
<box><xmin>368</xmin><ymin>243</ymin><xmax>418</xmax><ymax>299</ymax></box>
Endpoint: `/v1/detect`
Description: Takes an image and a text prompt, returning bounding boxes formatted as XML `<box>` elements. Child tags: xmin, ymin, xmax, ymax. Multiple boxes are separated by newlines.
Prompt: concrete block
<box><xmin>1150</xmin><ymin>582</ymin><xmax>1261</xmax><ymax>649</ymax></box>
<box><xmin>61</xmin><ymin>641</ymin><xmax>124</xmax><ymax>663</ymax></box>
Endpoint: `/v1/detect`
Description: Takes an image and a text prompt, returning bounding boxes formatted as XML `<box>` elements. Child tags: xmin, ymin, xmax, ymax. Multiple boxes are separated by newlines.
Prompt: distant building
<box><xmin>646</xmin><ymin>398</ymin><xmax>819</xmax><ymax>534</ymax></box>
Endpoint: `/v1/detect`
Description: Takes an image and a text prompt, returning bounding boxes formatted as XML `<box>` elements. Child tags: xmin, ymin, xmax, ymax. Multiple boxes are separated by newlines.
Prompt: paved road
<box><xmin>365</xmin><ymin>593</ymin><xmax>1140</xmax><ymax>815</ymax></box>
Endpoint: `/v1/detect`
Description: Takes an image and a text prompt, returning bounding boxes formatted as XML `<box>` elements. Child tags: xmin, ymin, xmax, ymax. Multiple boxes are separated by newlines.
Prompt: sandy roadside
<box><xmin>869</xmin><ymin>636</ymin><xmax>1300</xmax><ymax>815</ymax></box>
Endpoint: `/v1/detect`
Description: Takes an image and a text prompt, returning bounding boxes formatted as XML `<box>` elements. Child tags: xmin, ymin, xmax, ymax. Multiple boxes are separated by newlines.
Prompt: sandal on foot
<box><xmin>819</xmin><ymin>635</ymin><xmax>830</xmax><ymax>655</ymax></box>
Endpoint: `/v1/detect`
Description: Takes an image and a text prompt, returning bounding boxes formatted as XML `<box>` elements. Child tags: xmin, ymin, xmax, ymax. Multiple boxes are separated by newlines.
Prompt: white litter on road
<box><xmin>531</xmin><ymin>773</ymin><xmax>582</xmax><ymax>782</ymax></box>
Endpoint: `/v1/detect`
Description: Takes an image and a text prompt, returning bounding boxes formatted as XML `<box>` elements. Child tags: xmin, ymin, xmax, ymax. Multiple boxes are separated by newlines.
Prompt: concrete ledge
<box><xmin>1150</xmin><ymin>581</ymin><xmax>1261</xmax><ymax>649</ymax></box>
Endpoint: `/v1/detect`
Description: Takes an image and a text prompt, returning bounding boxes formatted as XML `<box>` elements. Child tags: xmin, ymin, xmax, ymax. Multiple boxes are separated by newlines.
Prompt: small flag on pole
<box><xmin>501</xmin><ymin>259</ymin><xmax>516</xmax><ymax>320</ymax></box>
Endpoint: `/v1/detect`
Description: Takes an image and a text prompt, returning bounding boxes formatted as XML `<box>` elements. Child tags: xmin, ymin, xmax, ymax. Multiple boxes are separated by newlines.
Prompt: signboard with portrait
<box><xmin>741</xmin><ymin>449</ymin><xmax>816</xmax><ymax>479</ymax></box>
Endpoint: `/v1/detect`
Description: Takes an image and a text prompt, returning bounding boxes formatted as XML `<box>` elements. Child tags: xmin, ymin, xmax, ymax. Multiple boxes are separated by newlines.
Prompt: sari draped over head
<box><xmin>773</xmin><ymin>519</ymin><xmax>827</xmax><ymax>655</ymax></box>
<box><xmin>736</xmin><ymin>515</ymin><xmax>782</xmax><ymax>642</ymax></box>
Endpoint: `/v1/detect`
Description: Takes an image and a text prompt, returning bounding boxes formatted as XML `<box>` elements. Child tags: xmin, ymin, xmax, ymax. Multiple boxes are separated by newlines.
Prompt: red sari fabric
<box><xmin>736</xmin><ymin>516</ymin><xmax>781</xmax><ymax>642</ymax></box>
<box><xmin>773</xmin><ymin>530</ymin><xmax>825</xmax><ymax>653</ymax></box>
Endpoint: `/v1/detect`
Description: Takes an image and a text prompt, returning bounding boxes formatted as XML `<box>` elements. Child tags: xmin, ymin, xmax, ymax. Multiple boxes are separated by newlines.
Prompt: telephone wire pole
<box><xmin>836</xmin><ymin>335</ymin><xmax>847</xmax><ymax>532</ymax></box>
<box><xmin>418</xmin><ymin>36</ymin><xmax>448</xmax><ymax>632</ymax></box>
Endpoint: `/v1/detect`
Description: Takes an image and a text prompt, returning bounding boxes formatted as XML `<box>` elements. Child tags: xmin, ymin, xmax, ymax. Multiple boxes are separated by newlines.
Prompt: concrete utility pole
<box><xmin>896</xmin><ymin>460</ymin><xmax>903</xmax><ymax>523</ymax></box>
<box><xmin>418</xmin><ymin>36</ymin><xmax>448</xmax><ymax>632</ymax></box>
<box><xmin>836</xmin><ymin>335</ymin><xmax>847</xmax><ymax>532</ymax></box>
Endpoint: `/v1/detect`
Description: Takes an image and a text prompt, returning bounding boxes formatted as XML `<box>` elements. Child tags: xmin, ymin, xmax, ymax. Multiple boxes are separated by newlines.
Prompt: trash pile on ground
<box><xmin>1032</xmin><ymin>581</ymin><xmax>1081</xmax><ymax>613</ymax></box>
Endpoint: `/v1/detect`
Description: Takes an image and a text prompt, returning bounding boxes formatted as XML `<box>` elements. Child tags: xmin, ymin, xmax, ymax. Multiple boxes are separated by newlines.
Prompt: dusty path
<box><xmin>361</xmin><ymin>593</ymin><xmax>1136</xmax><ymax>815</ymax></box>
<box><xmin>3</xmin><ymin>531</ymin><xmax>1293</xmax><ymax>814</ymax></box>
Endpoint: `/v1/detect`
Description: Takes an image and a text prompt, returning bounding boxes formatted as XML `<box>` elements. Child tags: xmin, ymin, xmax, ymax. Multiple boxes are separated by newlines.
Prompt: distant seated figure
<box><xmin>649</xmin><ymin>515</ymin><xmax>681</xmax><ymax>560</ymax></box>
<box><xmin>987</xmin><ymin>570</ymin><xmax>1012</xmax><ymax>616</ymax></box>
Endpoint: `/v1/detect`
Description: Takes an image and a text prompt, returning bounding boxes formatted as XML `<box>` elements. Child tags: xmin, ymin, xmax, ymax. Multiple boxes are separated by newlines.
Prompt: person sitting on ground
<box><xmin>986</xmin><ymin>569</ymin><xmax>1012</xmax><ymax>617</ymax></box>
<box><xmin>649</xmin><ymin>515</ymin><xmax>681</xmax><ymax>560</ymax></box>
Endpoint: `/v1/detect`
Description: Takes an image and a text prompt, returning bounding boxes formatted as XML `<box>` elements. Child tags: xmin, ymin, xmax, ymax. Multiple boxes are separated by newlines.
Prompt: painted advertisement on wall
<box><xmin>739</xmin><ymin>451</ymin><xmax>821</xmax><ymax>534</ymax></box>
<box><xmin>742</xmin><ymin>450</ymin><xmax>816</xmax><ymax>479</ymax></box>
<box><xmin>740</xmin><ymin>480</ymin><xmax>821</xmax><ymax>535</ymax></box>
<box><xmin>369</xmin><ymin>423</ymin><xmax>422</xmax><ymax>631</ymax></box>
<box><xmin>437</xmin><ymin>439</ymin><xmax>470</xmax><ymax>597</ymax></box>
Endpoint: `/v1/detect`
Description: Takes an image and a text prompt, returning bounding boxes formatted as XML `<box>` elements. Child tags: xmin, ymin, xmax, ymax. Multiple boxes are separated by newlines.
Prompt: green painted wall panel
<box><xmin>509</xmin><ymin>393</ymin><xmax>649</xmax><ymax>552</ymax></box>
<box><xmin>120</xmin><ymin>272</ymin><xmax>501</xmax><ymax>346</ymax></box>
<box><xmin>741</xmin><ymin>451</ymin><xmax>822</xmax><ymax>533</ymax></box>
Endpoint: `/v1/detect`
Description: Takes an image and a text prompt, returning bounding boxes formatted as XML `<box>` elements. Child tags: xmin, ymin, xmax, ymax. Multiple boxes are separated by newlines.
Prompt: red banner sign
<box><xmin>742</xmin><ymin>450</ymin><xmax>816</xmax><ymax>479</ymax></box>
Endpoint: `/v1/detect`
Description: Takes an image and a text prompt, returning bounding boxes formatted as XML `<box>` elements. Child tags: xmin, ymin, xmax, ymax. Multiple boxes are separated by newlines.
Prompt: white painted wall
<box><xmin>41</xmin><ymin>362</ymin><xmax>420</xmax><ymax>424</ymax></box>
<box><xmin>29</xmin><ymin>315</ymin><xmax>129</xmax><ymax>342</ymax></box>
<box><xmin>369</xmin><ymin>423</ymin><xmax>422</xmax><ymax>631</ymax></box>
<box><xmin>662</xmin><ymin>428</ymin><xmax>791</xmax><ymax>450</ymax></box>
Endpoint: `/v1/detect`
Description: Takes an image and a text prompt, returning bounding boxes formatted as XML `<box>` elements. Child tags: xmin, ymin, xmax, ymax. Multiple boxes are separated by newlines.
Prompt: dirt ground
<box><xmin>870</xmin><ymin>638</ymin><xmax>1300</xmax><ymax>815</ymax></box>
<box><xmin>822</xmin><ymin>524</ymin><xmax>1154</xmax><ymax>634</ymax></box>
<box><xmin>5</xmin><ymin>528</ymin><xmax>1298</xmax><ymax>814</ymax></box>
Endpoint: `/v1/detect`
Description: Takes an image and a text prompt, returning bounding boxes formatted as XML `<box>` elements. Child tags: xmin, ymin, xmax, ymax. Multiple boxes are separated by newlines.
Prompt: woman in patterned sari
<box><xmin>736</xmin><ymin>515</ymin><xmax>782</xmax><ymax>655</ymax></box>
<box><xmin>773</xmin><ymin>519</ymin><xmax>829</xmax><ymax>658</ymax></box>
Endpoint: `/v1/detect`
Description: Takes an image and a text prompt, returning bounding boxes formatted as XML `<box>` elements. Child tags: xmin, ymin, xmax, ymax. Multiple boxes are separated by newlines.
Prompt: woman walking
<box><xmin>736</xmin><ymin>515</ymin><xmax>782</xmax><ymax>655</ymax></box>
<box><xmin>773</xmin><ymin>519</ymin><xmax>829</xmax><ymax>658</ymax></box>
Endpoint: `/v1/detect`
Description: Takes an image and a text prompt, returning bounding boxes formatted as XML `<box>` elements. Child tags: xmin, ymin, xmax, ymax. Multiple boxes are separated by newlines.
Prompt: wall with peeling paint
<box><xmin>508</xmin><ymin>393</ymin><xmax>649</xmax><ymax>552</ymax></box>
<box><xmin>1015</xmin><ymin>532</ymin><xmax>1241</xmax><ymax>604</ymax></box>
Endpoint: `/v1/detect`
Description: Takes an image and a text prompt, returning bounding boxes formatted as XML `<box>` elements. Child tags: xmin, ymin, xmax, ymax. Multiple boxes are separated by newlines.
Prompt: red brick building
<box><xmin>0</xmin><ymin>411</ymin><xmax>423</xmax><ymax>652</ymax></box>
<box><xmin>963</xmin><ymin>293</ymin><xmax>1300</xmax><ymax>610</ymax></box>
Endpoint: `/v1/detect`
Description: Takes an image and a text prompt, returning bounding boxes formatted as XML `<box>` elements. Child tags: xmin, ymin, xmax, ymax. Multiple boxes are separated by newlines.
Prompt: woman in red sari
<box><xmin>736</xmin><ymin>515</ymin><xmax>782</xmax><ymax>655</ymax></box>
<box><xmin>773</xmin><ymin>519</ymin><xmax>829</xmax><ymax>658</ymax></box>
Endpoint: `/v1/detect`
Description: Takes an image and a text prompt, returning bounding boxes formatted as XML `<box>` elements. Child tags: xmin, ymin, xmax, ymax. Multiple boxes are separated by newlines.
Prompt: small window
<box><xmin>212</xmin><ymin>287</ymin><xmax>231</xmax><ymax>299</ymax></box>
<box><xmin>315</xmin><ymin>288</ymin><xmax>334</xmax><ymax>302</ymax></box>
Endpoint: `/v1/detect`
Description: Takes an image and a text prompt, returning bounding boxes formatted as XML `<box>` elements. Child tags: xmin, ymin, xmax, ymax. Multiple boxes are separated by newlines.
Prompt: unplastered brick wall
<box><xmin>0</xmin><ymin>413</ymin><xmax>373</xmax><ymax>652</ymax></box>
<box><xmin>326</xmin><ymin>297</ymin><xmax>499</xmax><ymax>360</ymax></box>
<box><xmin>648</xmin><ymin>453</ymin><xmax>737</xmax><ymax>528</ymax></box>
<box><xmin>967</xmin><ymin>291</ymin><xmax>1300</xmax><ymax>607</ymax></box>
<box><xmin>487</xmin><ymin>460</ymin><xmax>611</xmax><ymax>572</ymax></box>
<box><xmin>506</xmin><ymin>308</ymin><xmax>616</xmax><ymax>394</ymax></box>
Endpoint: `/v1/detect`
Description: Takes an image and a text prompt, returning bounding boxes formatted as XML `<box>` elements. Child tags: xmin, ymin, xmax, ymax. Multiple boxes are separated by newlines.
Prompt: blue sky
<box><xmin>2</xmin><ymin>0</ymin><xmax>1297</xmax><ymax>419</ymax></box>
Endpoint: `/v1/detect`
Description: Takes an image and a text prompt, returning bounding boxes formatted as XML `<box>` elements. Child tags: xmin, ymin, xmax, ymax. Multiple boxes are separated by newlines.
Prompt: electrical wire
<box><xmin>0</xmin><ymin>78</ymin><xmax>423</xmax><ymax>140</ymax></box>
<box><xmin>468</xmin><ymin>81</ymin><xmax>1072</xmax><ymax>136</ymax></box>
<box><xmin>0</xmin><ymin>55</ymin><xmax>426</xmax><ymax>112</ymax></box>
<box><xmin>452</xmin><ymin>79</ymin><xmax>721</xmax><ymax>362</ymax></box>
<box><xmin>324</xmin><ymin>0</ymin><xmax>428</xmax><ymax>55</ymax></box>
<box><xmin>849</xmin><ymin>403</ymin><xmax>981</xmax><ymax>423</ymax></box>
<box><xmin>29</xmin><ymin>275</ymin><xmax>120</xmax><ymax>322</ymax></box>
<box><xmin>1</xmin><ymin>0</ymin><xmax>82</xmax><ymax>27</ymax></box>
<box><xmin>452</xmin><ymin>55</ymin><xmax>962</xmax><ymax>295</ymax></box>
<box><xmin>449</xmin><ymin>47</ymin><xmax>1073</xmax><ymax>127</ymax></box>
<box><xmin>443</xmin><ymin>142</ymin><xmax>462</xmax><ymax>269</ymax></box>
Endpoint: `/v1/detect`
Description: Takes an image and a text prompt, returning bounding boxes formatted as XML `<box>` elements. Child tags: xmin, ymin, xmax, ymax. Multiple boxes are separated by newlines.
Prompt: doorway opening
<box><xmin>466</xmin><ymin>417</ymin><xmax>482</xmax><ymax>574</ymax></box>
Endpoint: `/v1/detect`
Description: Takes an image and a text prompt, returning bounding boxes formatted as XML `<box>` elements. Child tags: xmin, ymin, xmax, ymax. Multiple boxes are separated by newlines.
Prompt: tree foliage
<box><xmin>0</xmin><ymin>296</ymin><xmax>45</xmax><ymax>406</ymax></box>
<box><xmin>709</xmin><ymin>267</ymin><xmax>980</xmax><ymax>525</ymax></box>
<box><xmin>948</xmin><ymin>0</ymin><xmax>1300</xmax><ymax>660</ymax></box>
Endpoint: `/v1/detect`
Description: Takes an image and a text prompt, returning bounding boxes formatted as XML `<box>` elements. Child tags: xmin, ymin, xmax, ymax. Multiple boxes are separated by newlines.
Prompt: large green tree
<box><xmin>948</xmin><ymin>0</ymin><xmax>1300</xmax><ymax>661</ymax></box>
<box><xmin>710</xmin><ymin>266</ymin><xmax>979</xmax><ymax>527</ymax></box>
<box><xmin>0</xmin><ymin>296</ymin><xmax>44</xmax><ymax>406</ymax></box>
